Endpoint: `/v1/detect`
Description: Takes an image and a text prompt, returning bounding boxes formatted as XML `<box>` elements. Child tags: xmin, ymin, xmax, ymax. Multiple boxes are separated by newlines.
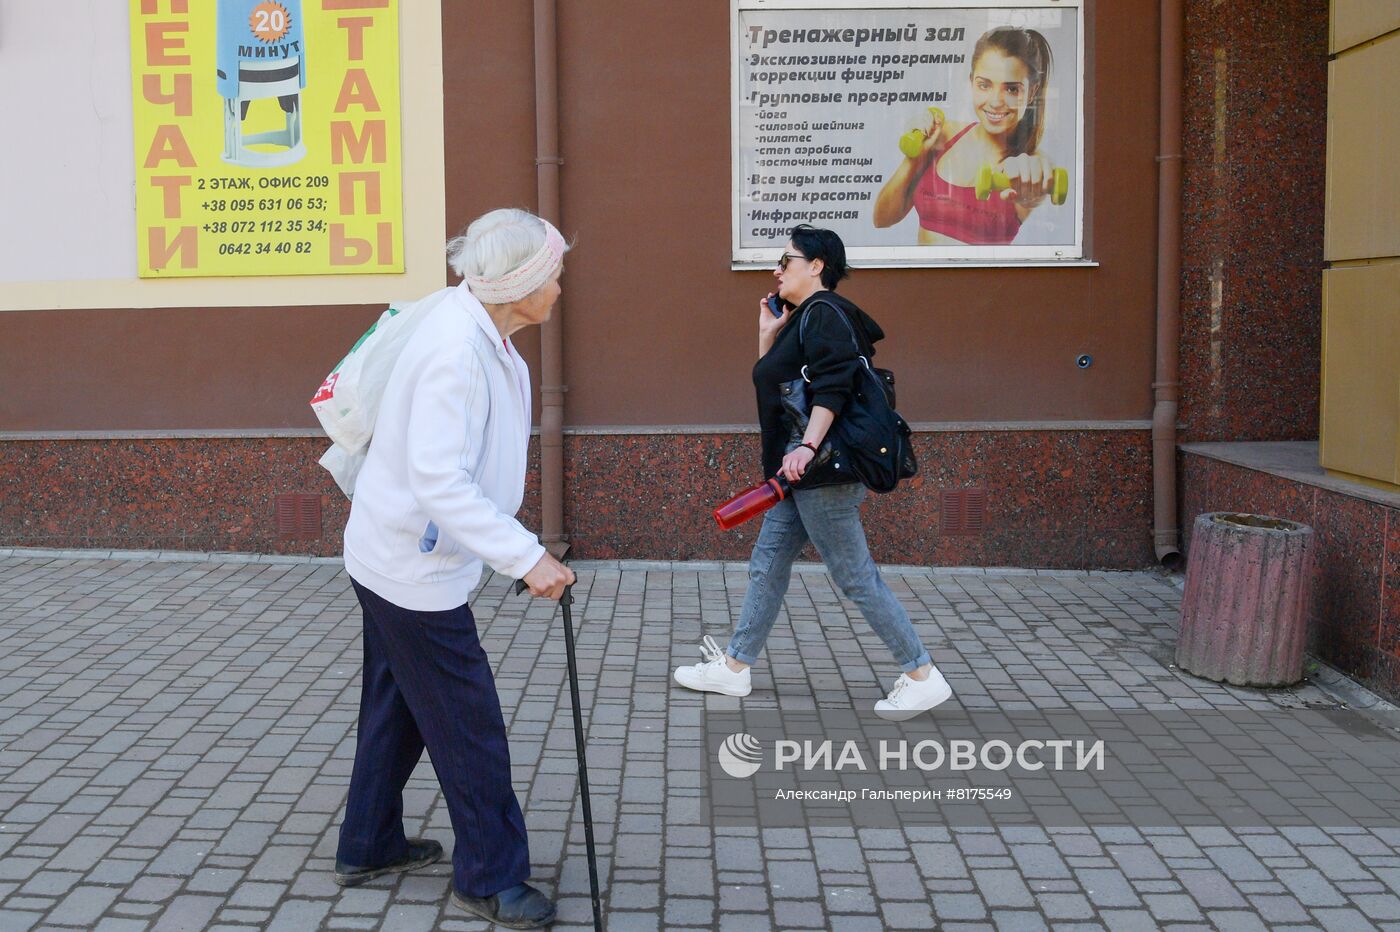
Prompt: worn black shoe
<box><xmin>451</xmin><ymin>882</ymin><xmax>557</xmax><ymax>929</ymax></box>
<box><xmin>333</xmin><ymin>838</ymin><xmax>444</xmax><ymax>887</ymax></box>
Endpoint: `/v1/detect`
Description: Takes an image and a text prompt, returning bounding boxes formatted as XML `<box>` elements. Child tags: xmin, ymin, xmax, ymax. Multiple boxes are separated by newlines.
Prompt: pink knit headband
<box><xmin>464</xmin><ymin>222</ymin><xmax>566</xmax><ymax>304</ymax></box>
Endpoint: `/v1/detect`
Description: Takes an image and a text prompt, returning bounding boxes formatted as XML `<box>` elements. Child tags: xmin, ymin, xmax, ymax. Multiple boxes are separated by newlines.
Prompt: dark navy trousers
<box><xmin>338</xmin><ymin>579</ymin><xmax>530</xmax><ymax>897</ymax></box>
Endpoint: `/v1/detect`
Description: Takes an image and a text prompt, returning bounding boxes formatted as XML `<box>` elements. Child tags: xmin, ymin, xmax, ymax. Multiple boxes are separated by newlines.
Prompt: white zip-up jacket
<box><xmin>344</xmin><ymin>282</ymin><xmax>545</xmax><ymax>610</ymax></box>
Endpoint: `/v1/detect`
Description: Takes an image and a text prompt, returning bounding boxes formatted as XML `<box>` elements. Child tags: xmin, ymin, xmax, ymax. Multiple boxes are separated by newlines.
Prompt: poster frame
<box><xmin>0</xmin><ymin>0</ymin><xmax>444</xmax><ymax>311</ymax></box>
<box><xmin>730</xmin><ymin>0</ymin><xmax>1087</xmax><ymax>269</ymax></box>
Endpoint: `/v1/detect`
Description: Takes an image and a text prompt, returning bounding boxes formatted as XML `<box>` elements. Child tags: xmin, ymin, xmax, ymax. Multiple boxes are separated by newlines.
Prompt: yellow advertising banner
<box><xmin>130</xmin><ymin>0</ymin><xmax>404</xmax><ymax>278</ymax></box>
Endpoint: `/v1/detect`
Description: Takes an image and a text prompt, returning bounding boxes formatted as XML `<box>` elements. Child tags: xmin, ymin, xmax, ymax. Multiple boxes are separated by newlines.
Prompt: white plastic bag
<box><xmin>311</xmin><ymin>286</ymin><xmax>457</xmax><ymax>498</ymax></box>
<box><xmin>311</xmin><ymin>290</ymin><xmax>446</xmax><ymax>453</ymax></box>
<box><xmin>318</xmin><ymin>443</ymin><xmax>367</xmax><ymax>498</ymax></box>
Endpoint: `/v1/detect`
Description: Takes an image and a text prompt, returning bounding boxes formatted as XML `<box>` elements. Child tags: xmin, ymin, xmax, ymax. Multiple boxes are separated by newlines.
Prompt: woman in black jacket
<box><xmin>674</xmin><ymin>224</ymin><xmax>953</xmax><ymax>720</ymax></box>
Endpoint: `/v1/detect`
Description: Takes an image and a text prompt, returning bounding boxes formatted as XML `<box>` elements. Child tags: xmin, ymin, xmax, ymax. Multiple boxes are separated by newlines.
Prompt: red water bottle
<box><xmin>714</xmin><ymin>475</ymin><xmax>791</xmax><ymax>530</ymax></box>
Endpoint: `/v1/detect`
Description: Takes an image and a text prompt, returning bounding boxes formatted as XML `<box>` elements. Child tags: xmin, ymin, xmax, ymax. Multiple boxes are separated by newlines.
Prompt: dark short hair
<box><xmin>789</xmin><ymin>224</ymin><xmax>850</xmax><ymax>290</ymax></box>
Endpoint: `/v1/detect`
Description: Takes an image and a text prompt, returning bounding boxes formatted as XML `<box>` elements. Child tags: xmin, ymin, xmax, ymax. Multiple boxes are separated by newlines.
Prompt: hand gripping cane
<box><xmin>514</xmin><ymin>576</ymin><xmax>603</xmax><ymax>931</ymax></box>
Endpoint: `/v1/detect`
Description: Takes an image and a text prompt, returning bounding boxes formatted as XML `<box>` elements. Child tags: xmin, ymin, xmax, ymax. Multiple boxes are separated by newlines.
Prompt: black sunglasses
<box><xmin>777</xmin><ymin>252</ymin><xmax>806</xmax><ymax>271</ymax></box>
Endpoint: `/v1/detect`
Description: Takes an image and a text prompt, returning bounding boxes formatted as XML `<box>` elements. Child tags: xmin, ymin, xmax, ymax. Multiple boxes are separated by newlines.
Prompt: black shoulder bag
<box><xmin>779</xmin><ymin>302</ymin><xmax>918</xmax><ymax>494</ymax></box>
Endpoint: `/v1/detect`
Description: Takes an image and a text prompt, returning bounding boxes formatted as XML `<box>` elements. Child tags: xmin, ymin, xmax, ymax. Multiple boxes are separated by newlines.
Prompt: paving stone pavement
<box><xmin>1</xmin><ymin>550</ymin><xmax>1399</xmax><ymax>931</ymax></box>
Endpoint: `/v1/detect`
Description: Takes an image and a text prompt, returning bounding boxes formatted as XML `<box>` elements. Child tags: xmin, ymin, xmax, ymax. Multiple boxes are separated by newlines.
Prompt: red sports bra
<box><xmin>912</xmin><ymin>124</ymin><xmax>1021</xmax><ymax>245</ymax></box>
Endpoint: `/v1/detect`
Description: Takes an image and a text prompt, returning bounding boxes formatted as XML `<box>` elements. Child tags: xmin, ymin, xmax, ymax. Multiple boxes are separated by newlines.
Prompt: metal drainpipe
<box><xmin>1151</xmin><ymin>0</ymin><xmax>1184</xmax><ymax>567</ymax></box>
<box><xmin>534</xmin><ymin>0</ymin><xmax>568</xmax><ymax>556</ymax></box>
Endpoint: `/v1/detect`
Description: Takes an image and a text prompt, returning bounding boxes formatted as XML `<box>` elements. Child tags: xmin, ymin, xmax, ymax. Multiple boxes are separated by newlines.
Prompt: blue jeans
<box><xmin>726</xmin><ymin>482</ymin><xmax>931</xmax><ymax>672</ymax></box>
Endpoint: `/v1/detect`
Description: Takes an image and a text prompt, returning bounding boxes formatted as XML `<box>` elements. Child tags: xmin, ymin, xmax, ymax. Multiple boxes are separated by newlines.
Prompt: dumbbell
<box><xmin>975</xmin><ymin>162</ymin><xmax>1070</xmax><ymax>206</ymax></box>
<box><xmin>896</xmin><ymin>106</ymin><xmax>946</xmax><ymax>159</ymax></box>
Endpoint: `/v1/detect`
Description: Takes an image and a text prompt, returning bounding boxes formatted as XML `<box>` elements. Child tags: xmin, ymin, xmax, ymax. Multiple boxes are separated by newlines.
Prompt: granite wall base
<box><xmin>1180</xmin><ymin>450</ymin><xmax>1400</xmax><ymax>702</ymax></box>
<box><xmin>0</xmin><ymin>430</ymin><xmax>1155</xmax><ymax>569</ymax></box>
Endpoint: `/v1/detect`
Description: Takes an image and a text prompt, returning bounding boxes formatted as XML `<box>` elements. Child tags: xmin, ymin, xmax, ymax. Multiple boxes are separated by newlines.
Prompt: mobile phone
<box><xmin>766</xmin><ymin>295</ymin><xmax>786</xmax><ymax>317</ymax></box>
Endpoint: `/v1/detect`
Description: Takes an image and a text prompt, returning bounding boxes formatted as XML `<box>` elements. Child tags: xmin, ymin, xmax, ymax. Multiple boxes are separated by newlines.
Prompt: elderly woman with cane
<box><xmin>332</xmin><ymin>208</ymin><xmax>573</xmax><ymax>929</ymax></box>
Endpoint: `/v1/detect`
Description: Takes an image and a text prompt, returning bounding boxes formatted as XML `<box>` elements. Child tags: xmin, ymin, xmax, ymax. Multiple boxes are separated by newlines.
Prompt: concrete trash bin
<box><xmin>1176</xmin><ymin>512</ymin><xmax>1315</xmax><ymax>687</ymax></box>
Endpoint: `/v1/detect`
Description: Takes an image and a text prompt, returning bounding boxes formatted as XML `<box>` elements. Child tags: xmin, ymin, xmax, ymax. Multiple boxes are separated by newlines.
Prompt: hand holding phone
<box><xmin>759</xmin><ymin>293</ymin><xmax>790</xmax><ymax>344</ymax></box>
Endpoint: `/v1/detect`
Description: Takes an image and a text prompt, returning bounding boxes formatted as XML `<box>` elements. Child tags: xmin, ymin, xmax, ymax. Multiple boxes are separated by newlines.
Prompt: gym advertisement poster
<box><xmin>733</xmin><ymin>1</ymin><xmax>1084</xmax><ymax>266</ymax></box>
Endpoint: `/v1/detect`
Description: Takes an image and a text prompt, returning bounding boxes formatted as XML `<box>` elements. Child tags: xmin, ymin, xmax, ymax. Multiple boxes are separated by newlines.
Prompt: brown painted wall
<box><xmin>0</xmin><ymin>305</ymin><xmax>378</xmax><ymax>430</ymax></box>
<box><xmin>0</xmin><ymin>0</ymin><xmax>1162</xmax><ymax>431</ymax></box>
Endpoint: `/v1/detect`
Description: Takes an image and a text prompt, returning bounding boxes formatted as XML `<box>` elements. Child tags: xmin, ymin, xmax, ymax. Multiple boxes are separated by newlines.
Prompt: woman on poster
<box><xmin>873</xmin><ymin>26</ymin><xmax>1058</xmax><ymax>246</ymax></box>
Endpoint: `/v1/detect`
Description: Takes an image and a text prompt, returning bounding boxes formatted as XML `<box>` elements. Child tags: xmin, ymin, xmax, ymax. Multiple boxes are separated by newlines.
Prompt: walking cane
<box><xmin>515</xmin><ymin>576</ymin><xmax>603</xmax><ymax>931</ymax></box>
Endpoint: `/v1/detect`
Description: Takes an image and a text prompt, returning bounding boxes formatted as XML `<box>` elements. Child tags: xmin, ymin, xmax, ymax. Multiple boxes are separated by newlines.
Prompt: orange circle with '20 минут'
<box><xmin>249</xmin><ymin>2</ymin><xmax>292</xmax><ymax>43</ymax></box>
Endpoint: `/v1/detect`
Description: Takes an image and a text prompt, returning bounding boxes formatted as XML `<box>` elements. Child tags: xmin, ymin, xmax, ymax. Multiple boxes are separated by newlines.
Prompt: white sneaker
<box><xmin>874</xmin><ymin>667</ymin><xmax>953</xmax><ymax>720</ymax></box>
<box><xmin>673</xmin><ymin>636</ymin><xmax>752</xmax><ymax>697</ymax></box>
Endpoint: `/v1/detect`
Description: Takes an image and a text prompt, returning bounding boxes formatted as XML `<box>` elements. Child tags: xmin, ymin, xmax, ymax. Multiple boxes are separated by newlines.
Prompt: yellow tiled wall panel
<box><xmin>1320</xmin><ymin>262</ymin><xmax>1400</xmax><ymax>488</ymax></box>
<box><xmin>1331</xmin><ymin>0</ymin><xmax>1400</xmax><ymax>54</ymax></box>
<box><xmin>1326</xmin><ymin>32</ymin><xmax>1400</xmax><ymax>262</ymax></box>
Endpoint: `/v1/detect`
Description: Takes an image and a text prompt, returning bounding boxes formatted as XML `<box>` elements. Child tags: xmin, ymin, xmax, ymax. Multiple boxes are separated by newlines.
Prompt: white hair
<box><xmin>446</xmin><ymin>208</ymin><xmax>564</xmax><ymax>280</ymax></box>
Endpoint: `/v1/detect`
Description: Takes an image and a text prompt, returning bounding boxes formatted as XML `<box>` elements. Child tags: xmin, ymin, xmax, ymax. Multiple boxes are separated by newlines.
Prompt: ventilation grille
<box><xmin>941</xmin><ymin>488</ymin><xmax>986</xmax><ymax>536</ymax></box>
<box><xmin>275</xmin><ymin>493</ymin><xmax>323</xmax><ymax>539</ymax></box>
